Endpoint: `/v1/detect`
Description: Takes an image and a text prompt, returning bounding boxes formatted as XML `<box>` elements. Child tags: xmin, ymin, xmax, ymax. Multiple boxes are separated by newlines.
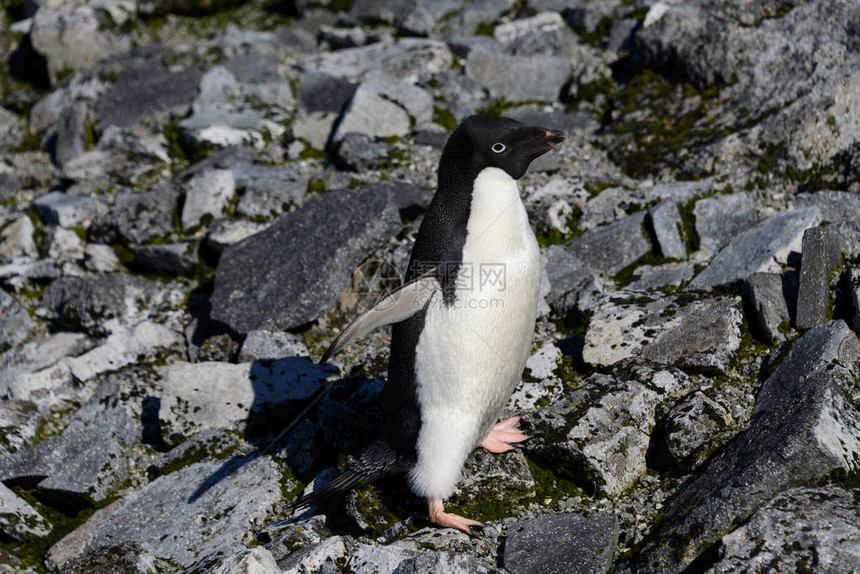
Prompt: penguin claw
<box><xmin>428</xmin><ymin>498</ymin><xmax>485</xmax><ymax>536</ymax></box>
<box><xmin>480</xmin><ymin>416</ymin><xmax>532</xmax><ymax>453</ymax></box>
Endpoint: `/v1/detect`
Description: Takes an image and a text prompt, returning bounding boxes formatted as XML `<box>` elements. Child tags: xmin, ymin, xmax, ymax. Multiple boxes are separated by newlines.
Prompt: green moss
<box><xmin>677</xmin><ymin>195</ymin><xmax>703</xmax><ymax>254</ymax></box>
<box><xmin>523</xmin><ymin>455</ymin><xmax>584</xmax><ymax>505</ymax></box>
<box><xmin>307</xmin><ymin>178</ymin><xmax>326</xmax><ymax>195</ymax></box>
<box><xmin>433</xmin><ymin>106</ymin><xmax>457</xmax><ymax>132</ymax></box>
<box><xmin>476</xmin><ymin>98</ymin><xmax>514</xmax><ymax>118</ymax></box>
<box><xmin>578</xmin><ymin>15</ymin><xmax>615</xmax><ymax>45</ymax></box>
<box><xmin>475</xmin><ymin>21</ymin><xmax>495</xmax><ymax>36</ymax></box>
<box><xmin>351</xmin><ymin>484</ymin><xmax>400</xmax><ymax>538</ymax></box>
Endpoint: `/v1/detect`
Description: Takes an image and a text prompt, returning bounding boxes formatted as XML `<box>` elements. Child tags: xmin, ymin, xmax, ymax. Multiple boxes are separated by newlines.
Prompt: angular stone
<box><xmin>362</xmin><ymin>70</ymin><xmax>434</xmax><ymax>126</ymax></box>
<box><xmin>202</xmin><ymin>547</ymin><xmax>281</xmax><ymax>574</ymax></box>
<box><xmin>445</xmin><ymin>0</ymin><xmax>516</xmax><ymax>39</ymax></box>
<box><xmin>238</xmin><ymin>330</ymin><xmax>309</xmax><ymax>362</ymax></box>
<box><xmin>0</xmin><ymin>331</ymin><xmax>93</xmax><ymax>394</ymax></box>
<box><xmin>504</xmin><ymin>512</ymin><xmax>619</xmax><ymax>574</ymax></box>
<box><xmin>61</xmin><ymin>541</ymin><xmax>166</xmax><ymax>574</ymax></box>
<box><xmin>453</xmin><ymin>448</ymin><xmax>535</xmax><ymax>511</ymax></box>
<box><xmin>650</xmin><ymin>391</ymin><xmax>732</xmax><ymax>473</ymax></box>
<box><xmin>0</xmin><ymin>216</ymin><xmax>37</xmax><ymax>263</ymax></box>
<box><xmin>447</xmin><ymin>35</ymin><xmax>505</xmax><ymax>58</ymax></box>
<box><xmin>179</xmin><ymin>108</ymin><xmax>285</xmax><ymax>150</ymax></box>
<box><xmin>398</xmin><ymin>0</ymin><xmax>461</xmax><ymax>36</ymax></box>
<box><xmin>628</xmin><ymin>321</ymin><xmax>860</xmax><ymax>572</ymax></box>
<box><xmin>347</xmin><ymin>543</ymin><xmax>420</xmax><ymax>574</ymax></box>
<box><xmin>0</xmin><ymin>481</ymin><xmax>51</xmax><ymax>541</ymax></box>
<box><xmin>32</xmin><ymin>191</ymin><xmax>103</xmax><ymax>227</ymax></box>
<box><xmin>690</xmin><ymin>207</ymin><xmax>822</xmax><ymax>289</ymax></box>
<box><xmin>47</xmin><ymin>226</ymin><xmax>84</xmax><ymax>262</ymax></box>
<box><xmin>626</xmin><ymin>262</ymin><xmax>696</xmax><ymax>291</ymax></box>
<box><xmin>567</xmin><ymin>211</ymin><xmax>651</xmax><ymax>276</ymax></box>
<box><xmin>332</xmin><ymin>85</ymin><xmax>411</xmax><ymax>143</ymax></box>
<box><xmin>0</xmin><ymin>399</ymin><xmax>41</xmax><ymax>457</ymax></box>
<box><xmin>55</xmin><ymin>101</ymin><xmax>89</xmax><ymax>167</ymax></box>
<box><xmin>210</xmin><ymin>186</ymin><xmax>401</xmax><ymax>334</ymax></box>
<box><xmin>181</xmin><ymin>168</ymin><xmax>235</xmax><ymax>231</ymax></box>
<box><xmin>712</xmin><ymin>486</ymin><xmax>860</xmax><ymax>574</ymax></box>
<box><xmin>542</xmin><ymin>245</ymin><xmax>602</xmax><ymax>314</ymax></box>
<box><xmin>297</xmin><ymin>71</ymin><xmax>356</xmax><ymax>114</ymax></box>
<box><xmin>46</xmin><ymin>456</ymin><xmax>283</xmax><ymax>570</ymax></box>
<box><xmin>95</xmin><ymin>64</ymin><xmax>202</xmax><ymax>129</ymax></box>
<box><xmin>796</xmin><ymin>190</ymin><xmax>860</xmax><ymax>224</ymax></box>
<box><xmin>584</xmin><ymin>291</ymin><xmax>742</xmax><ymax>374</ymax></box>
<box><xmin>336</xmin><ymin>133</ymin><xmax>393</xmax><ymax>171</ymax></box>
<box><xmin>0</xmin><ymin>290</ymin><xmax>36</xmax><ymax>350</ymax></box>
<box><xmin>396</xmin><ymin>551</ymin><xmax>495</xmax><ymax>574</ymax></box>
<box><xmin>159</xmin><ymin>359</ymin><xmax>337</xmax><ymax>445</ymax></box>
<box><xmin>279</xmin><ymin>535</ymin><xmax>348</xmax><ymax>574</ymax></box>
<box><xmin>693</xmin><ymin>193</ymin><xmax>757</xmax><ymax>255</ymax></box>
<box><xmin>202</xmin><ymin>218</ymin><xmax>271</xmax><ymax>256</ymax></box>
<box><xmin>83</xmin><ymin>243</ymin><xmax>121</xmax><ymax>273</ymax></box>
<box><xmin>796</xmin><ymin>226</ymin><xmax>842</xmax><ymax>330</ymax></box>
<box><xmin>743</xmin><ymin>273</ymin><xmax>791</xmax><ymax>344</ymax></box>
<box><xmin>493</xmin><ymin>11</ymin><xmax>578</xmax><ymax>57</ymax></box>
<box><xmin>131</xmin><ymin>242</ymin><xmax>198</xmax><ymax>277</ymax></box>
<box><xmin>232</xmin><ymin>165</ymin><xmax>309</xmax><ymax>217</ymax></box>
<box><xmin>648</xmin><ymin>199</ymin><xmax>685</xmax><ymax>259</ymax></box>
<box><xmin>90</xmin><ymin>183</ymin><xmax>180</xmax><ymax>245</ymax></box>
<box><xmin>465</xmin><ymin>51</ymin><xmax>571</xmax><ymax>103</ymax></box>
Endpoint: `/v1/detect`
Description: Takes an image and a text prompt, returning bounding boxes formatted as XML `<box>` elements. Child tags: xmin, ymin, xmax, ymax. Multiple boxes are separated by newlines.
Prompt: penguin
<box><xmin>277</xmin><ymin>115</ymin><xmax>566</xmax><ymax>535</ymax></box>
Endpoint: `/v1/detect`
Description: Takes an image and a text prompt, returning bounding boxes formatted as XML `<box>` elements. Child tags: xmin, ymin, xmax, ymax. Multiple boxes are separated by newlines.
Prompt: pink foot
<box><xmin>480</xmin><ymin>416</ymin><xmax>531</xmax><ymax>453</ymax></box>
<box><xmin>428</xmin><ymin>498</ymin><xmax>484</xmax><ymax>536</ymax></box>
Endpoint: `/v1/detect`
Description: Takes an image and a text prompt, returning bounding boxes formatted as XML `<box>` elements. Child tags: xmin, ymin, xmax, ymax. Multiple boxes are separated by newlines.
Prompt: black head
<box><xmin>439</xmin><ymin>115</ymin><xmax>567</xmax><ymax>182</ymax></box>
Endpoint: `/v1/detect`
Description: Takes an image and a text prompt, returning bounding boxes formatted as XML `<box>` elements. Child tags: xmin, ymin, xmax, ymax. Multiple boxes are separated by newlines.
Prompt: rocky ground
<box><xmin>1</xmin><ymin>0</ymin><xmax>859</xmax><ymax>572</ymax></box>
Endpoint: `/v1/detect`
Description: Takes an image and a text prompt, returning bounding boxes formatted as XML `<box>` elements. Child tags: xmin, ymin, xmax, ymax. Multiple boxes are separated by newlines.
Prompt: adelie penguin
<box><xmin>277</xmin><ymin>115</ymin><xmax>566</xmax><ymax>534</ymax></box>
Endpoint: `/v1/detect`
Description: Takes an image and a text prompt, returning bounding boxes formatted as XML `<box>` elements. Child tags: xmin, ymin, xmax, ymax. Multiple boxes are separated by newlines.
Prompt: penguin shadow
<box><xmin>186</xmin><ymin>356</ymin><xmax>340</xmax><ymax>503</ymax></box>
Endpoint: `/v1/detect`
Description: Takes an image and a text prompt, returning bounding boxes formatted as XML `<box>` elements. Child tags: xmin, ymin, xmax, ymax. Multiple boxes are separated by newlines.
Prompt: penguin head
<box><xmin>441</xmin><ymin>115</ymin><xmax>567</xmax><ymax>181</ymax></box>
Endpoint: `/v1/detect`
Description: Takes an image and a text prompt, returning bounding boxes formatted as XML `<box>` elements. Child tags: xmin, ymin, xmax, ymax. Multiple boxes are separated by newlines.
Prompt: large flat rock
<box><xmin>210</xmin><ymin>186</ymin><xmax>400</xmax><ymax>334</ymax></box>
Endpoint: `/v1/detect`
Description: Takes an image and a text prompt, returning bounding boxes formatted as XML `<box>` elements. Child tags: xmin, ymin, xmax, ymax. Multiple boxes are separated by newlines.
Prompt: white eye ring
<box><xmin>491</xmin><ymin>142</ymin><xmax>506</xmax><ymax>153</ymax></box>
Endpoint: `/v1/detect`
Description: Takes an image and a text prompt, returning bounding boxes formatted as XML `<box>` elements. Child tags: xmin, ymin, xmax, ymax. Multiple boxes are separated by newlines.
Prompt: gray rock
<box><xmin>712</xmin><ymin>486</ymin><xmax>860</xmax><ymax>574</ymax></box>
<box><xmin>396</xmin><ymin>551</ymin><xmax>494</xmax><ymax>574</ymax></box>
<box><xmin>46</xmin><ymin>455</ymin><xmax>284</xmax><ymax>570</ymax></box>
<box><xmin>337</xmin><ymin>133</ymin><xmax>393</xmax><ymax>171</ymax></box>
<box><xmin>203</xmin><ymin>218</ymin><xmax>272</xmax><ymax>256</ymax></box>
<box><xmin>203</xmin><ymin>547</ymin><xmax>281</xmax><ymax>574</ymax></box>
<box><xmin>627</xmin><ymin>321</ymin><xmax>860</xmax><ymax>572</ymax></box>
<box><xmin>0</xmin><ymin>290</ymin><xmax>36</xmax><ymax>350</ymax></box>
<box><xmin>626</xmin><ymin>262</ymin><xmax>696</xmax><ymax>291</ymax></box>
<box><xmin>397</xmin><ymin>0</ymin><xmax>462</xmax><ymax>36</ymax></box>
<box><xmin>0</xmin><ymin>107</ymin><xmax>26</xmax><ymax>152</ymax></box>
<box><xmin>179</xmin><ymin>107</ymin><xmax>285</xmax><ymax>151</ymax></box>
<box><xmin>0</xmin><ymin>481</ymin><xmax>51</xmax><ymax>541</ymax></box>
<box><xmin>332</xmin><ymin>80</ymin><xmax>414</xmax><ymax>143</ymax></box>
<box><xmin>795</xmin><ymin>190</ymin><xmax>860</xmax><ymax>224</ymax></box>
<box><xmin>453</xmin><ymin>448</ymin><xmax>535</xmax><ymax>511</ymax></box>
<box><xmin>493</xmin><ymin>11</ymin><xmax>579</xmax><ymax>57</ymax></box>
<box><xmin>90</xmin><ymin>183</ymin><xmax>180</xmax><ymax>245</ymax></box>
<box><xmin>94</xmin><ymin>64</ymin><xmax>202</xmax><ymax>129</ymax></box>
<box><xmin>300</xmin><ymin>39</ymin><xmax>453</xmax><ymax>84</ymax></box>
<box><xmin>542</xmin><ymin>245</ymin><xmax>602</xmax><ymax>315</ymax></box>
<box><xmin>55</xmin><ymin>101</ymin><xmax>89</xmax><ymax>167</ymax></box>
<box><xmin>32</xmin><ymin>191</ymin><xmax>103</xmax><ymax>227</ymax></box>
<box><xmin>567</xmin><ymin>211</ymin><xmax>651</xmax><ymax>276</ymax></box>
<box><xmin>297</xmin><ymin>71</ymin><xmax>356</xmax><ymax>114</ymax></box>
<box><xmin>504</xmin><ymin>512</ymin><xmax>619</xmax><ymax>574</ymax></box>
<box><xmin>61</xmin><ymin>541</ymin><xmax>166</xmax><ymax>574</ymax></box>
<box><xmin>279</xmin><ymin>535</ymin><xmax>348</xmax><ymax>574</ymax></box>
<box><xmin>210</xmin><ymin>186</ymin><xmax>401</xmax><ymax>334</ymax></box>
<box><xmin>159</xmin><ymin>359</ymin><xmax>337</xmax><ymax>445</ymax></box>
<box><xmin>445</xmin><ymin>0</ymin><xmax>516</xmax><ymax>40</ymax></box>
<box><xmin>693</xmin><ymin>193</ymin><xmax>757</xmax><ymax>255</ymax></box>
<box><xmin>40</xmin><ymin>274</ymin><xmax>185</xmax><ymax>337</ymax></box>
<box><xmin>848</xmin><ymin>269</ymin><xmax>860</xmax><ymax>335</ymax></box>
<box><xmin>795</xmin><ymin>226</ymin><xmax>842</xmax><ymax>330</ymax></box>
<box><xmin>743</xmin><ymin>273</ymin><xmax>791</xmax><ymax>344</ymax></box>
<box><xmin>47</xmin><ymin>226</ymin><xmax>85</xmax><ymax>262</ymax></box>
<box><xmin>347</xmin><ymin>543</ymin><xmax>420</xmax><ymax>574</ymax></box>
<box><xmin>181</xmin><ymin>168</ymin><xmax>235</xmax><ymax>231</ymax></box>
<box><xmin>0</xmin><ymin>399</ymin><xmax>41</xmax><ymax>456</ymax></box>
<box><xmin>238</xmin><ymin>330</ymin><xmax>309</xmax><ymax>362</ymax></box>
<box><xmin>130</xmin><ymin>242</ymin><xmax>198</xmax><ymax>277</ymax></box>
<box><xmin>0</xmin><ymin>331</ymin><xmax>93</xmax><ymax>395</ymax></box>
<box><xmin>465</xmin><ymin>51</ymin><xmax>571</xmax><ymax>103</ymax></box>
<box><xmin>648</xmin><ymin>199</ymin><xmax>686</xmax><ymax>259</ymax></box>
<box><xmin>232</xmin><ymin>165</ymin><xmax>309</xmax><ymax>218</ymax></box>
<box><xmin>584</xmin><ymin>291</ymin><xmax>742</xmax><ymax>374</ymax></box>
<box><xmin>651</xmin><ymin>391</ymin><xmax>733</xmax><ymax>473</ymax></box>
<box><xmin>565</xmin><ymin>0</ymin><xmax>622</xmax><ymax>33</ymax></box>
<box><xmin>447</xmin><ymin>35</ymin><xmax>506</xmax><ymax>58</ymax></box>
<box><xmin>0</xmin><ymin>215</ymin><xmax>37</xmax><ymax>263</ymax></box>
<box><xmin>318</xmin><ymin>24</ymin><xmax>388</xmax><ymax>51</ymax></box>
<box><xmin>689</xmin><ymin>207</ymin><xmax>822</xmax><ymax>289</ymax></box>
<box><xmin>83</xmin><ymin>243</ymin><xmax>121</xmax><ymax>273</ymax></box>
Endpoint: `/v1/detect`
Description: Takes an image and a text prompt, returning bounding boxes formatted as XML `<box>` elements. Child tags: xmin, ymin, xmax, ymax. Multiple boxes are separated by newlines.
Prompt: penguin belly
<box><xmin>408</xmin><ymin>167</ymin><xmax>541</xmax><ymax>501</ymax></box>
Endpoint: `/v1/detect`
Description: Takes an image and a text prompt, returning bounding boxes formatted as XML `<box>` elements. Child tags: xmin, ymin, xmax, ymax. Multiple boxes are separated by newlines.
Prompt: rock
<box><xmin>493</xmin><ymin>11</ymin><xmax>578</xmax><ymax>57</ymax></box>
<box><xmin>795</xmin><ymin>226</ymin><xmax>842</xmax><ymax>330</ymax></box>
<box><xmin>202</xmin><ymin>218</ymin><xmax>271</xmax><ymax>257</ymax></box>
<box><xmin>0</xmin><ymin>107</ymin><xmax>27</xmax><ymax>152</ymax></box>
<box><xmin>0</xmin><ymin>290</ymin><xmax>36</xmax><ymax>350</ymax></box>
<box><xmin>465</xmin><ymin>51</ymin><xmax>571</xmax><ymax>103</ymax></box>
<box><xmin>32</xmin><ymin>191</ymin><xmax>103</xmax><ymax>227</ymax></box>
<box><xmin>300</xmin><ymin>39</ymin><xmax>453</xmax><ymax>84</ymax></box>
<box><xmin>129</xmin><ymin>242</ymin><xmax>197</xmax><ymax>277</ymax></box>
<box><xmin>94</xmin><ymin>64</ymin><xmax>201</xmax><ymax>129</ymax></box>
<box><xmin>0</xmin><ymin>481</ymin><xmax>51</xmax><ymax>541</ymax></box>
<box><xmin>55</xmin><ymin>101</ymin><xmax>89</xmax><ymax>167</ymax></box>
<box><xmin>336</xmin><ymin>133</ymin><xmax>393</xmax><ymax>171</ymax></box>
<box><xmin>689</xmin><ymin>207</ymin><xmax>822</xmax><ymax>289</ymax></box>
<box><xmin>445</xmin><ymin>0</ymin><xmax>516</xmax><ymax>40</ymax></box>
<box><xmin>567</xmin><ymin>211</ymin><xmax>651</xmax><ymax>276</ymax></box>
<box><xmin>447</xmin><ymin>35</ymin><xmax>505</xmax><ymax>58</ymax></box>
<box><xmin>743</xmin><ymin>273</ymin><xmax>791</xmax><ymax>344</ymax></box>
<box><xmin>278</xmin><ymin>534</ymin><xmax>348</xmax><ymax>574</ymax></box>
<box><xmin>90</xmin><ymin>183</ymin><xmax>180</xmax><ymax>245</ymax></box>
<box><xmin>210</xmin><ymin>186</ymin><xmax>401</xmax><ymax>334</ymax></box>
<box><xmin>83</xmin><ymin>243</ymin><xmax>121</xmax><ymax>273</ymax></box>
<box><xmin>395</xmin><ymin>551</ymin><xmax>495</xmax><ymax>574</ymax></box>
<box><xmin>232</xmin><ymin>165</ymin><xmax>309</xmax><ymax>218</ymax></box>
<box><xmin>542</xmin><ymin>245</ymin><xmax>602</xmax><ymax>315</ymax></box>
<box><xmin>711</xmin><ymin>486</ymin><xmax>860</xmax><ymax>574</ymax></box>
<box><xmin>693</xmin><ymin>193</ymin><xmax>758</xmax><ymax>255</ymax></box>
<box><xmin>30</xmin><ymin>6</ymin><xmax>130</xmax><ymax>82</ymax></box>
<box><xmin>795</xmin><ymin>190</ymin><xmax>860</xmax><ymax>224</ymax></box>
<box><xmin>332</xmin><ymin>75</ymin><xmax>421</xmax><ymax>143</ymax></box>
<box><xmin>0</xmin><ymin>331</ymin><xmax>93</xmax><ymax>394</ymax></box>
<box><xmin>179</xmin><ymin>107</ymin><xmax>285</xmax><ymax>151</ymax></box>
<box><xmin>0</xmin><ymin>216</ymin><xmax>37</xmax><ymax>263</ymax></box>
<box><xmin>650</xmin><ymin>391</ymin><xmax>733</xmax><ymax>473</ymax></box>
<box><xmin>504</xmin><ymin>512</ymin><xmax>619</xmax><ymax>574</ymax></box>
<box><xmin>848</xmin><ymin>269</ymin><xmax>860</xmax><ymax>335</ymax></box>
<box><xmin>40</xmin><ymin>274</ymin><xmax>185</xmax><ymax>337</ymax></box>
<box><xmin>453</xmin><ymin>448</ymin><xmax>535</xmax><ymax>513</ymax></box>
<box><xmin>47</xmin><ymin>226</ymin><xmax>85</xmax><ymax>262</ymax></box>
<box><xmin>181</xmin><ymin>168</ymin><xmax>235</xmax><ymax>231</ymax></box>
<box><xmin>204</xmin><ymin>547</ymin><xmax>281</xmax><ymax>574</ymax></box>
<box><xmin>347</xmin><ymin>543</ymin><xmax>420</xmax><ymax>574</ymax></box>
<box><xmin>627</xmin><ymin>321</ymin><xmax>860</xmax><ymax>572</ymax></box>
<box><xmin>626</xmin><ymin>262</ymin><xmax>696</xmax><ymax>291</ymax></box>
<box><xmin>159</xmin><ymin>359</ymin><xmax>336</xmax><ymax>445</ymax></box>
<box><xmin>46</xmin><ymin>455</ymin><xmax>283</xmax><ymax>570</ymax></box>
<box><xmin>584</xmin><ymin>291</ymin><xmax>742</xmax><ymax>374</ymax></box>
<box><xmin>297</xmin><ymin>71</ymin><xmax>356</xmax><ymax>115</ymax></box>
<box><xmin>238</xmin><ymin>330</ymin><xmax>309</xmax><ymax>362</ymax></box>
<box><xmin>61</xmin><ymin>541</ymin><xmax>166</xmax><ymax>574</ymax></box>
<box><xmin>647</xmin><ymin>199</ymin><xmax>686</xmax><ymax>259</ymax></box>
<box><xmin>0</xmin><ymin>399</ymin><xmax>41</xmax><ymax>456</ymax></box>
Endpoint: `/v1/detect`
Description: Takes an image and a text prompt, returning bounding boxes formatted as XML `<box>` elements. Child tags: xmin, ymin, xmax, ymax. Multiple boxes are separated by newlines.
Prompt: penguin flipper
<box><xmin>320</xmin><ymin>267</ymin><xmax>439</xmax><ymax>364</ymax></box>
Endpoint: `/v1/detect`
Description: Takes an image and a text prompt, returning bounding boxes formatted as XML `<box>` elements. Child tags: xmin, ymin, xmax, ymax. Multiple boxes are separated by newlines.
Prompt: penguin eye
<box><xmin>491</xmin><ymin>142</ymin><xmax>506</xmax><ymax>154</ymax></box>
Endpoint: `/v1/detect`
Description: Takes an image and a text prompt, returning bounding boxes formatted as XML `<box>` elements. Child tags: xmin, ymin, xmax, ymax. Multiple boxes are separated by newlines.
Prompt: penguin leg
<box><xmin>480</xmin><ymin>415</ymin><xmax>531</xmax><ymax>453</ymax></box>
<box><xmin>428</xmin><ymin>497</ymin><xmax>484</xmax><ymax>536</ymax></box>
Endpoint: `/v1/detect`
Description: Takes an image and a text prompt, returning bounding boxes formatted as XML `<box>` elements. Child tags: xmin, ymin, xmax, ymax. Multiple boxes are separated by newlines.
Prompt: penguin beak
<box><xmin>542</xmin><ymin>130</ymin><xmax>567</xmax><ymax>147</ymax></box>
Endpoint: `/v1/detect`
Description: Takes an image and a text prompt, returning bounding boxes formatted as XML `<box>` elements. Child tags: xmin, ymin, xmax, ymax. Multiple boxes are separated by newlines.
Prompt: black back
<box><xmin>382</xmin><ymin>115</ymin><xmax>565</xmax><ymax>463</ymax></box>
